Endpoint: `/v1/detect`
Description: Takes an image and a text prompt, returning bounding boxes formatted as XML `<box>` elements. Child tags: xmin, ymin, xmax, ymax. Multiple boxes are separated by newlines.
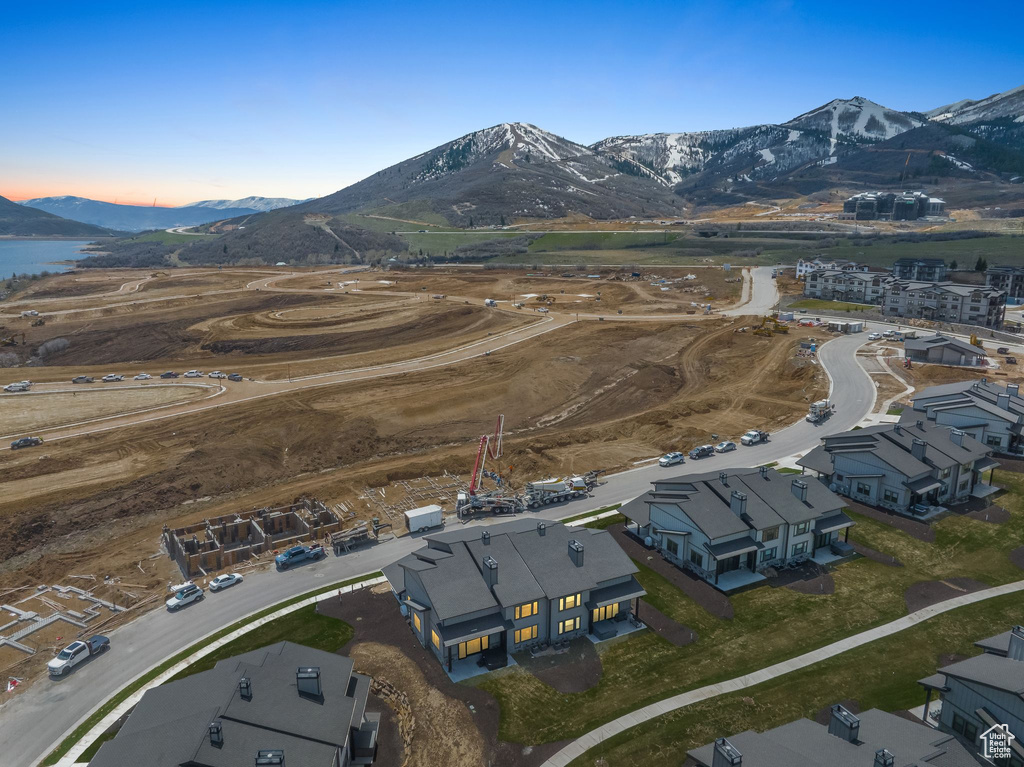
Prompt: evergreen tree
<box><xmin>949</xmin><ymin>259</ymin><xmax>957</xmax><ymax>270</ymax></box>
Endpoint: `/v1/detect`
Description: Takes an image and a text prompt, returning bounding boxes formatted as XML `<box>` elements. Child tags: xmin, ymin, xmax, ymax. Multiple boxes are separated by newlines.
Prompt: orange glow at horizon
<box><xmin>2</xmin><ymin>184</ymin><xmax>192</xmax><ymax>208</ymax></box>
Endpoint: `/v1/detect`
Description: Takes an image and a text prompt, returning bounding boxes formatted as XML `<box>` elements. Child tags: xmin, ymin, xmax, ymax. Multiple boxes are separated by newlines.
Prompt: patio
<box><xmin>971</xmin><ymin>483</ymin><xmax>1000</xmax><ymax>500</ymax></box>
<box><xmin>714</xmin><ymin>568</ymin><xmax>766</xmax><ymax>593</ymax></box>
<box><xmin>587</xmin><ymin>616</ymin><xmax>646</xmax><ymax>644</ymax></box>
<box><xmin>444</xmin><ymin>649</ymin><xmax>518</xmax><ymax>683</ymax></box>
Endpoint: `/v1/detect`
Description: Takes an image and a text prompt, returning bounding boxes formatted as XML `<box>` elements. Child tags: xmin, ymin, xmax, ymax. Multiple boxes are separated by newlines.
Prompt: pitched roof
<box><xmin>933</xmin><ymin>652</ymin><xmax>1024</xmax><ymax>695</ymax></box>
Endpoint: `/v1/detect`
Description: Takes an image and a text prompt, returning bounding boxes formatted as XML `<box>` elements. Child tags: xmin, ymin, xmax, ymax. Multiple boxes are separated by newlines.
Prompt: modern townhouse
<box><xmin>798</xmin><ymin>421</ymin><xmax>998</xmax><ymax>516</ymax></box>
<box><xmin>904</xmin><ymin>379</ymin><xmax>1024</xmax><ymax>455</ymax></box>
<box><xmin>987</xmin><ymin>265</ymin><xmax>1024</xmax><ymax>301</ymax></box>
<box><xmin>796</xmin><ymin>257</ymin><xmax>869</xmax><ymax>279</ymax></box>
<box><xmin>689</xmin><ymin>703</ymin><xmax>978</xmax><ymax>767</ymax></box>
<box><xmin>802</xmin><ymin>269</ymin><xmax>891</xmax><ymax>303</ymax></box>
<box><xmin>882</xmin><ymin>280</ymin><xmax>1006</xmax><ymax>328</ymax></box>
<box><xmin>918</xmin><ymin>625</ymin><xmax>1024</xmax><ymax>767</ymax></box>
<box><xmin>382</xmin><ymin>519</ymin><xmax>645</xmax><ymax>674</ymax></box>
<box><xmin>893</xmin><ymin>257</ymin><xmax>949</xmax><ymax>281</ymax></box>
<box><xmin>904</xmin><ymin>334</ymin><xmax>989</xmax><ymax>367</ymax></box>
<box><xmin>617</xmin><ymin>467</ymin><xmax>853</xmax><ymax>591</ymax></box>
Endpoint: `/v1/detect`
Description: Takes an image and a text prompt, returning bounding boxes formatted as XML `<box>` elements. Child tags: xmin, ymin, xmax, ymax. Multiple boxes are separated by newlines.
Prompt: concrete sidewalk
<box><xmin>541</xmin><ymin>578</ymin><xmax>1024</xmax><ymax>767</ymax></box>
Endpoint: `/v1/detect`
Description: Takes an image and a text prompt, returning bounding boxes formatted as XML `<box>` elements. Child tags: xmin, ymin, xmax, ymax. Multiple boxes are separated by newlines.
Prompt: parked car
<box><xmin>208</xmin><ymin>371</ymin><xmax>227</xmax><ymax>379</ymax></box>
<box><xmin>134</xmin><ymin>373</ymin><xmax>151</xmax><ymax>380</ymax></box>
<box><xmin>3</xmin><ymin>382</ymin><xmax>29</xmax><ymax>393</ymax></box>
<box><xmin>11</xmin><ymin>436</ymin><xmax>43</xmax><ymax>450</ymax></box>
<box><xmin>688</xmin><ymin>444</ymin><xmax>715</xmax><ymax>459</ymax></box>
<box><xmin>47</xmin><ymin>635</ymin><xmax>109</xmax><ymax>676</ymax></box>
<box><xmin>165</xmin><ymin>584</ymin><xmax>204</xmax><ymax>610</ymax></box>
<box><xmin>71</xmin><ymin>375</ymin><xmax>94</xmax><ymax>384</ymax></box>
<box><xmin>184</xmin><ymin>370</ymin><xmax>202</xmax><ymax>378</ymax></box>
<box><xmin>997</xmin><ymin>347</ymin><xmax>1010</xmax><ymax>354</ymax></box>
<box><xmin>882</xmin><ymin>330</ymin><xmax>894</xmax><ymax>338</ymax></box>
<box><xmin>868</xmin><ymin>332</ymin><xmax>882</xmax><ymax>340</ymax></box>
<box><xmin>741</xmin><ymin>430</ymin><xmax>770</xmax><ymax>446</ymax></box>
<box><xmin>715</xmin><ymin>441</ymin><xmax>737</xmax><ymax>453</ymax></box>
<box><xmin>209</xmin><ymin>573</ymin><xmax>243</xmax><ymax>591</ymax></box>
<box><xmin>275</xmin><ymin>544</ymin><xmax>326</xmax><ymax>570</ymax></box>
<box><xmin>101</xmin><ymin>374</ymin><xmax>124</xmax><ymax>382</ymax></box>
<box><xmin>160</xmin><ymin>371</ymin><xmax>179</xmax><ymax>379</ymax></box>
<box><xmin>658</xmin><ymin>452</ymin><xmax>685</xmax><ymax>467</ymax></box>
<box><xmin>1007</xmin><ymin>357</ymin><xmax>1018</xmax><ymax>365</ymax></box>
<box><xmin>227</xmin><ymin>373</ymin><xmax>243</xmax><ymax>382</ymax></box>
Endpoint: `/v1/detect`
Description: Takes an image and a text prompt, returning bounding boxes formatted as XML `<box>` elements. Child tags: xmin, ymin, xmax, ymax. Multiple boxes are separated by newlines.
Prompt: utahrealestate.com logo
<box><xmin>981</xmin><ymin>724</ymin><xmax>1016</xmax><ymax>761</ymax></box>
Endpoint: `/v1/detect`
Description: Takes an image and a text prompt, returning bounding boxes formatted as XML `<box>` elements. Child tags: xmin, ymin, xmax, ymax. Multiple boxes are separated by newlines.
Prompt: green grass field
<box><xmin>126</xmin><ymin>229</ymin><xmax>215</xmax><ymax>245</ymax></box>
<box><xmin>790</xmin><ymin>298</ymin><xmax>876</xmax><ymax>312</ymax></box>
<box><xmin>474</xmin><ymin>471</ymin><xmax>1024</xmax><ymax>747</ymax></box>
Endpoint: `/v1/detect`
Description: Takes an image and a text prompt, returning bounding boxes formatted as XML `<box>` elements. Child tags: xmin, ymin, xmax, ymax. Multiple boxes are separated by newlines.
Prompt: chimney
<box><xmin>481</xmin><ymin>530</ymin><xmax>490</xmax><ymax>546</ymax></box>
<box><xmin>537</xmin><ymin>522</ymin><xmax>546</xmax><ymax>537</ymax></box>
<box><xmin>911</xmin><ymin>439</ymin><xmax>927</xmax><ymax>461</ymax></box>
<box><xmin>209</xmin><ymin>720</ymin><xmax>223</xmax><ymax>748</ymax></box>
<box><xmin>719</xmin><ymin>472</ymin><xmax>729</xmax><ymax>486</ymax></box>
<box><xmin>759</xmin><ymin>466</ymin><xmax>768</xmax><ymax>479</ymax></box>
<box><xmin>791</xmin><ymin>479</ymin><xmax>808</xmax><ymax>502</ymax></box>
<box><xmin>568</xmin><ymin>539</ymin><xmax>585</xmax><ymax>567</ymax></box>
<box><xmin>712</xmin><ymin>737</ymin><xmax>742</xmax><ymax>767</ymax></box>
<box><xmin>950</xmin><ymin>430</ymin><xmax>965</xmax><ymax>447</ymax></box>
<box><xmin>893</xmin><ymin>424</ymin><xmax>901</xmax><ymax>435</ymax></box>
<box><xmin>730</xmin><ymin>491</ymin><xmax>747</xmax><ymax>517</ymax></box>
<box><xmin>256</xmin><ymin>750</ymin><xmax>285</xmax><ymax>767</ymax></box>
<box><xmin>874</xmin><ymin>749</ymin><xmax>895</xmax><ymax>767</ymax></box>
<box><xmin>483</xmin><ymin>554</ymin><xmax>498</xmax><ymax>586</ymax></box>
<box><xmin>1008</xmin><ymin>383</ymin><xmax>1020</xmax><ymax>398</ymax></box>
<box><xmin>998</xmin><ymin>393</ymin><xmax>1011</xmax><ymax>410</ymax></box>
<box><xmin>916</xmin><ymin>420</ymin><xmax>924</xmax><ymax>430</ymax></box>
<box><xmin>1009</xmin><ymin>625</ymin><xmax>1024</xmax><ymax>661</ymax></box>
<box><xmin>296</xmin><ymin>667</ymin><xmax>322</xmax><ymax>699</ymax></box>
<box><xmin>827</xmin><ymin>704</ymin><xmax>861</xmax><ymax>743</ymax></box>
<box><xmin>239</xmin><ymin>676</ymin><xmax>252</xmax><ymax>701</ymax></box>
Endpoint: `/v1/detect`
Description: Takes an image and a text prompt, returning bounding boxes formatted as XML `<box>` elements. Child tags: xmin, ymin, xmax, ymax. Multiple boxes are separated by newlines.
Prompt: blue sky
<box><xmin>3</xmin><ymin>0</ymin><xmax>1022</xmax><ymax>205</ymax></box>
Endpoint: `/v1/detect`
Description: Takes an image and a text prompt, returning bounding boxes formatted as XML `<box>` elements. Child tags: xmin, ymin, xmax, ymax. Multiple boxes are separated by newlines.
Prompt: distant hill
<box><xmin>925</xmin><ymin>84</ymin><xmax>1024</xmax><ymax>154</ymax></box>
<box><xmin>16</xmin><ymin>196</ymin><xmax>264</xmax><ymax>232</ymax></box>
<box><xmin>177</xmin><ymin>196</ymin><xmax>308</xmax><ymax>212</ymax></box>
<box><xmin>0</xmin><ymin>194</ymin><xmax>116</xmax><ymax>237</ymax></box>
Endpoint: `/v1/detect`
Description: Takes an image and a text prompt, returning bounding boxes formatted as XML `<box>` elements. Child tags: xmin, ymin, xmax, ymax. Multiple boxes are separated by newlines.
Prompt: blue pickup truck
<box><xmin>275</xmin><ymin>543</ymin><xmax>326</xmax><ymax>570</ymax></box>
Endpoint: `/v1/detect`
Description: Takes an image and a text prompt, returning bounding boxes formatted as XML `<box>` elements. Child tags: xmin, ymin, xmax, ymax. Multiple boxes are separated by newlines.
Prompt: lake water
<box><xmin>0</xmin><ymin>240</ymin><xmax>93</xmax><ymax>278</ymax></box>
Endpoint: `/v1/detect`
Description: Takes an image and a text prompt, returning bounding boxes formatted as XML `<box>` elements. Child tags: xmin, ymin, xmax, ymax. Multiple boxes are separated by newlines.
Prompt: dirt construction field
<box><xmin>0</xmin><ymin>265</ymin><xmax>824</xmax><ymax>612</ymax></box>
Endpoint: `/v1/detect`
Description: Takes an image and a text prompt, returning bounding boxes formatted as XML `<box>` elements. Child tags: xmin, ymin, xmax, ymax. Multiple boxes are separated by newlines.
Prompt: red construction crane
<box><xmin>468</xmin><ymin>414</ymin><xmax>504</xmax><ymax>496</ymax></box>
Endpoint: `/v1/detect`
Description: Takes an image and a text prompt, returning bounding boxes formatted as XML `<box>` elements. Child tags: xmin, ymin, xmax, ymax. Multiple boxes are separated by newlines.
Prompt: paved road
<box><xmin>1</xmin><ymin>324</ymin><xmax>875</xmax><ymax>767</ymax></box>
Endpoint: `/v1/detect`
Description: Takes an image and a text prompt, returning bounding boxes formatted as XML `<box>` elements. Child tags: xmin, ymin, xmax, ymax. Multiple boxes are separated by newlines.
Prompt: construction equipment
<box><xmin>969</xmin><ymin>334</ymin><xmax>984</xmax><ymax>349</ymax></box>
<box><xmin>522</xmin><ymin>477</ymin><xmax>590</xmax><ymax>508</ymax></box>
<box><xmin>752</xmin><ymin>315</ymin><xmax>790</xmax><ymax>337</ymax></box>
<box><xmin>31</xmin><ymin>318</ymin><xmax>45</xmax><ymax>327</ymax></box>
<box><xmin>806</xmin><ymin>399</ymin><xmax>835</xmax><ymax>424</ymax></box>
<box><xmin>458</xmin><ymin>415</ymin><xmax>523</xmax><ymax>518</ymax></box>
<box><xmin>1</xmin><ymin>333</ymin><xmax>25</xmax><ymax>347</ymax></box>
<box><xmin>468</xmin><ymin>415</ymin><xmax>504</xmax><ymax>496</ymax></box>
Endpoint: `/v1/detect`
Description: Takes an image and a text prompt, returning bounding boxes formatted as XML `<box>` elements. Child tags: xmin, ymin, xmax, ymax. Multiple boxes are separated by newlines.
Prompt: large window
<box><xmin>951</xmin><ymin>713</ymin><xmax>978</xmax><ymax>743</ymax></box>
<box><xmin>856</xmin><ymin>482</ymin><xmax>871</xmax><ymax>495</ymax></box>
<box><xmin>592</xmin><ymin>603</ymin><xmax>620</xmax><ymax>622</ymax></box>
<box><xmin>515</xmin><ymin>601</ymin><xmax>538</xmax><ymax>620</ymax></box>
<box><xmin>666</xmin><ymin>538</ymin><xmax>679</xmax><ymax>556</ymax></box>
<box><xmin>883</xmin><ymin>488</ymin><xmax>900</xmax><ymax>503</ymax></box>
<box><xmin>760</xmin><ymin>547</ymin><xmax>777</xmax><ymax>562</ymax></box>
<box><xmin>412</xmin><ymin>612</ymin><xmax>421</xmax><ymax>632</ymax></box>
<box><xmin>794</xmin><ymin>522</ymin><xmax>810</xmax><ymax>535</ymax></box>
<box><xmin>431</xmin><ymin>629</ymin><xmax>440</xmax><ymax>649</ymax></box>
<box><xmin>762</xmin><ymin>526</ymin><xmax>779</xmax><ymax>542</ymax></box>
<box><xmin>689</xmin><ymin>550</ymin><xmax>704</xmax><ymax>568</ymax></box>
<box><xmin>559</xmin><ymin>593</ymin><xmax>581</xmax><ymax>611</ymax></box>
<box><xmin>558</xmin><ymin>616</ymin><xmax>581</xmax><ymax>635</ymax></box>
<box><xmin>457</xmin><ymin>634</ymin><xmax>489</xmax><ymax>659</ymax></box>
<box><xmin>791</xmin><ymin>542</ymin><xmax>808</xmax><ymax>556</ymax></box>
<box><xmin>987</xmin><ymin>435</ymin><xmax>1002</xmax><ymax>447</ymax></box>
<box><xmin>514</xmin><ymin>624</ymin><xmax>538</xmax><ymax>644</ymax></box>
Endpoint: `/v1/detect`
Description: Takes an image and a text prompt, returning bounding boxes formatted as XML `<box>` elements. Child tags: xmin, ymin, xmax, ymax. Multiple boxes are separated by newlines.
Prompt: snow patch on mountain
<box><xmin>785</xmin><ymin>96</ymin><xmax>924</xmax><ymax>144</ymax></box>
<box><xmin>179</xmin><ymin>197</ymin><xmax>308</xmax><ymax>211</ymax></box>
<box><xmin>926</xmin><ymin>84</ymin><xmax>1024</xmax><ymax>125</ymax></box>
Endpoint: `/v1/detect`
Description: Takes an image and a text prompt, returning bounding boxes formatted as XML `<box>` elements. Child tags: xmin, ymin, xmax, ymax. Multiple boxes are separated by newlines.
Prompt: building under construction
<box><xmin>841</xmin><ymin>191</ymin><xmax>946</xmax><ymax>221</ymax></box>
<box><xmin>163</xmin><ymin>498</ymin><xmax>345</xmax><ymax>577</ymax></box>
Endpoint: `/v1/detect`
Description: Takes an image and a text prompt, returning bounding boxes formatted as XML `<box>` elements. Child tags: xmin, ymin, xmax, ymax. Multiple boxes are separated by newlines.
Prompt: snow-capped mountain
<box><xmin>783</xmin><ymin>96</ymin><xmax>925</xmax><ymax>147</ymax></box>
<box><xmin>17</xmin><ymin>196</ymin><xmax>265</xmax><ymax>232</ymax></box>
<box><xmin>926</xmin><ymin>84</ymin><xmax>1024</xmax><ymax>125</ymax></box>
<box><xmin>178</xmin><ymin>196</ymin><xmax>308</xmax><ymax>212</ymax></box>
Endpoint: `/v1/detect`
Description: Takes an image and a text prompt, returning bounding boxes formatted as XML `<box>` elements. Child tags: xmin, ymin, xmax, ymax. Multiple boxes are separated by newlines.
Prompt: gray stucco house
<box><xmin>918</xmin><ymin>625</ymin><xmax>1024</xmax><ymax>766</ymax></box>
<box><xmin>905</xmin><ymin>335</ymin><xmax>989</xmax><ymax>367</ymax></box>
<box><xmin>798</xmin><ymin>421</ymin><xmax>998</xmax><ymax>515</ymax></box>
<box><xmin>618</xmin><ymin>467</ymin><xmax>853</xmax><ymax>590</ymax></box>
<box><xmin>689</xmin><ymin>703</ymin><xmax>979</xmax><ymax>767</ymax></box>
<box><xmin>904</xmin><ymin>379</ymin><xmax>1024</xmax><ymax>455</ymax></box>
<box><xmin>90</xmin><ymin>641</ymin><xmax>379</xmax><ymax>767</ymax></box>
<box><xmin>383</xmin><ymin>519</ymin><xmax>645</xmax><ymax>672</ymax></box>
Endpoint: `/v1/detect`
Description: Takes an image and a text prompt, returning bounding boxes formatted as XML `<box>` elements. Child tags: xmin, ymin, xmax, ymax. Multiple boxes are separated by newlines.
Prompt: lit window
<box><xmin>431</xmin><ymin>629</ymin><xmax>440</xmax><ymax>649</ymax></box>
<box><xmin>558</xmin><ymin>593</ymin><xmax>581</xmax><ymax>611</ymax></box>
<box><xmin>514</xmin><ymin>601</ymin><xmax>538</xmax><ymax>620</ymax></box>
<box><xmin>592</xmin><ymin>603</ymin><xmax>620</xmax><ymax>622</ymax></box>
<box><xmin>558</xmin><ymin>616</ymin><xmax>581</xmax><ymax>635</ymax></box>
<box><xmin>514</xmin><ymin>624</ymin><xmax>538</xmax><ymax>644</ymax></box>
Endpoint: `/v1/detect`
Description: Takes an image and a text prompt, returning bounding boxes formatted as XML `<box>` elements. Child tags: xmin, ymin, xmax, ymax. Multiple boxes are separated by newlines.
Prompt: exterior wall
<box><xmin>938</xmin><ymin>677</ymin><xmax>1024</xmax><ymax>748</ymax></box>
<box><xmin>506</xmin><ymin>598</ymin><xmax>551</xmax><ymax>652</ymax></box>
<box><xmin>828</xmin><ymin>451</ymin><xmax>914</xmax><ymax>512</ymax></box>
<box><xmin>884</xmin><ymin>285</ymin><xmax>1005</xmax><ymax>329</ymax></box>
<box><xmin>549</xmin><ymin>589</ymin><xmax>589</xmax><ymax>642</ymax></box>
<box><xmin>932</xmin><ymin>406</ymin><xmax>1013</xmax><ymax>451</ymax></box>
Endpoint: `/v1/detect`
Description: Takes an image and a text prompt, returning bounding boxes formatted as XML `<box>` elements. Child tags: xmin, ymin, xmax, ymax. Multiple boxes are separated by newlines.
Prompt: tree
<box><xmin>949</xmin><ymin>259</ymin><xmax>957</xmax><ymax>270</ymax></box>
<box><xmin>975</xmin><ymin>256</ymin><xmax>987</xmax><ymax>272</ymax></box>
<box><xmin>469</xmin><ymin>217</ymin><xmax>474</xmax><ymax>228</ymax></box>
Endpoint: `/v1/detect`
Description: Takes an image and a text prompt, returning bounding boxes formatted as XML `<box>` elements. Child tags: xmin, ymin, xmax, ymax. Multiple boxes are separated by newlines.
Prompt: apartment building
<box><xmin>904</xmin><ymin>379</ymin><xmax>1024</xmax><ymax>454</ymax></box>
<box><xmin>893</xmin><ymin>257</ymin><xmax>949</xmax><ymax>281</ymax></box>
<box><xmin>795</xmin><ymin>257</ymin><xmax>868</xmax><ymax>279</ymax></box>
<box><xmin>803</xmin><ymin>270</ymin><xmax>891</xmax><ymax>303</ymax></box>
<box><xmin>882</xmin><ymin>280</ymin><xmax>1006</xmax><ymax>328</ymax></box>
<box><xmin>383</xmin><ymin>519</ymin><xmax>645</xmax><ymax>673</ymax></box>
<box><xmin>690</xmin><ymin>703</ymin><xmax>978</xmax><ymax>767</ymax></box>
<box><xmin>798</xmin><ymin>421</ymin><xmax>997</xmax><ymax>515</ymax></box>
<box><xmin>918</xmin><ymin>625</ymin><xmax>1024</xmax><ymax>767</ymax></box>
<box><xmin>987</xmin><ymin>265</ymin><xmax>1024</xmax><ymax>301</ymax></box>
<box><xmin>841</xmin><ymin>192</ymin><xmax>946</xmax><ymax>221</ymax></box>
<box><xmin>618</xmin><ymin>467</ymin><xmax>853</xmax><ymax>591</ymax></box>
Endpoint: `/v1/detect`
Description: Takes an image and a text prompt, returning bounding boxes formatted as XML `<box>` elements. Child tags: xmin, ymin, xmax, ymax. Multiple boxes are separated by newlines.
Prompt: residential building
<box><xmin>689</xmin><ymin>703</ymin><xmax>978</xmax><ymax>767</ymax></box>
<box><xmin>903</xmin><ymin>378</ymin><xmax>1024</xmax><ymax>454</ymax></box>
<box><xmin>918</xmin><ymin>625</ymin><xmax>1024</xmax><ymax>767</ymax></box>
<box><xmin>987</xmin><ymin>265</ymin><xmax>1024</xmax><ymax>301</ymax></box>
<box><xmin>882</xmin><ymin>280</ymin><xmax>1006</xmax><ymax>328</ymax></box>
<box><xmin>904</xmin><ymin>334</ymin><xmax>989</xmax><ymax>367</ymax></box>
<box><xmin>617</xmin><ymin>467</ymin><xmax>853</xmax><ymax>591</ymax></box>
<box><xmin>795</xmin><ymin>257</ymin><xmax>868</xmax><ymax>279</ymax></box>
<box><xmin>893</xmin><ymin>257</ymin><xmax>949</xmax><ymax>281</ymax></box>
<box><xmin>89</xmin><ymin>641</ymin><xmax>380</xmax><ymax>767</ymax></box>
<box><xmin>803</xmin><ymin>270</ymin><xmax>892</xmax><ymax>303</ymax></box>
<box><xmin>841</xmin><ymin>192</ymin><xmax>946</xmax><ymax>222</ymax></box>
<box><xmin>382</xmin><ymin>519</ymin><xmax>645</xmax><ymax>673</ymax></box>
<box><xmin>798</xmin><ymin>421</ymin><xmax>998</xmax><ymax>515</ymax></box>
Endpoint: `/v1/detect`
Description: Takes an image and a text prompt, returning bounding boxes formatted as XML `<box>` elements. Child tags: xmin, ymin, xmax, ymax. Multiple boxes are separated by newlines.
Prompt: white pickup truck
<box><xmin>741</xmin><ymin>430</ymin><xmax>769</xmax><ymax>446</ymax></box>
<box><xmin>48</xmin><ymin>635</ymin><xmax>109</xmax><ymax>676</ymax></box>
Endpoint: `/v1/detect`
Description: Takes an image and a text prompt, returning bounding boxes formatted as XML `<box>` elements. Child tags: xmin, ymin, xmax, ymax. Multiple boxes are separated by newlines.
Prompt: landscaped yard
<box><xmin>473</xmin><ymin>472</ymin><xmax>1024</xmax><ymax>748</ymax></box>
